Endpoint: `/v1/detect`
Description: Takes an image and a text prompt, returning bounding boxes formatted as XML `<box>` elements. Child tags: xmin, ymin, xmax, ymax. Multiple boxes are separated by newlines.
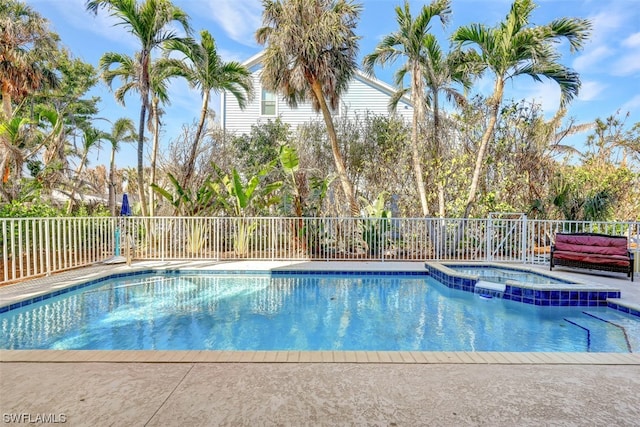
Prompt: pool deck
<box><xmin>2</xmin><ymin>261</ymin><xmax>640</xmax><ymax>425</ymax></box>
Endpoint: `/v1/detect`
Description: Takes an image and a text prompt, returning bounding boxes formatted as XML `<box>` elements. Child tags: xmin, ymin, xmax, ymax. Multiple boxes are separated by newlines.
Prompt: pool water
<box><xmin>445</xmin><ymin>265</ymin><xmax>573</xmax><ymax>285</ymax></box>
<box><xmin>1</xmin><ymin>272</ymin><xmax>637</xmax><ymax>352</ymax></box>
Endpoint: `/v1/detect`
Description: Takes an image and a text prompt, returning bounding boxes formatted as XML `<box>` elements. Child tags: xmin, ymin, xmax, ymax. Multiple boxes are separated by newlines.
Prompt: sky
<box><xmin>23</xmin><ymin>0</ymin><xmax>640</xmax><ymax>170</ymax></box>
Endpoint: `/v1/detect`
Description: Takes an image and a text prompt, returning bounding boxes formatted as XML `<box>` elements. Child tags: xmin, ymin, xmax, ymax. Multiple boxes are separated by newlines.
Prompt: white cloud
<box><xmin>612</xmin><ymin>49</ymin><xmax>640</xmax><ymax>76</ymax></box>
<box><xmin>204</xmin><ymin>0</ymin><xmax>262</xmax><ymax>47</ymax></box>
<box><xmin>40</xmin><ymin>0</ymin><xmax>140</xmax><ymax>52</ymax></box>
<box><xmin>522</xmin><ymin>80</ymin><xmax>561</xmax><ymax>115</ymax></box>
<box><xmin>219</xmin><ymin>49</ymin><xmax>245</xmax><ymax>63</ymax></box>
<box><xmin>622</xmin><ymin>32</ymin><xmax>640</xmax><ymax>48</ymax></box>
<box><xmin>577</xmin><ymin>80</ymin><xmax>605</xmax><ymax>102</ymax></box>
<box><xmin>588</xmin><ymin>8</ymin><xmax>626</xmax><ymax>38</ymax></box>
<box><xmin>572</xmin><ymin>46</ymin><xmax>612</xmax><ymax>74</ymax></box>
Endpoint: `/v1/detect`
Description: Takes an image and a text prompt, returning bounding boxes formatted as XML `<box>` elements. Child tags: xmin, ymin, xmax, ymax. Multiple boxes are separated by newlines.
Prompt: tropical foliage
<box><xmin>1</xmin><ymin>0</ymin><xmax>637</xmax><ymax>224</ymax></box>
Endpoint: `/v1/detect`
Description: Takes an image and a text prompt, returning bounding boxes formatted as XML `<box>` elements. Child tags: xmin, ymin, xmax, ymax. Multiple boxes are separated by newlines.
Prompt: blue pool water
<box><xmin>445</xmin><ymin>265</ymin><xmax>574</xmax><ymax>285</ymax></box>
<box><xmin>1</xmin><ymin>272</ymin><xmax>638</xmax><ymax>352</ymax></box>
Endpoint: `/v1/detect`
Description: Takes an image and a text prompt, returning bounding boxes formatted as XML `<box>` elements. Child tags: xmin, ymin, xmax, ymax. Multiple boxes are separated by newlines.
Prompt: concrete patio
<box><xmin>2</xmin><ymin>361</ymin><xmax>640</xmax><ymax>426</ymax></box>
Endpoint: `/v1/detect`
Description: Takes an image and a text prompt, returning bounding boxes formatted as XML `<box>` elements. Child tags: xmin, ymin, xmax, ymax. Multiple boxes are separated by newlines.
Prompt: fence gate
<box><xmin>486</xmin><ymin>213</ymin><xmax>527</xmax><ymax>262</ymax></box>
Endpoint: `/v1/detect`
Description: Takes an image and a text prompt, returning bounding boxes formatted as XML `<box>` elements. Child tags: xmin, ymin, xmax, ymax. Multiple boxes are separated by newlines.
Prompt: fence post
<box><xmin>44</xmin><ymin>218</ymin><xmax>51</xmax><ymax>276</ymax></box>
<box><xmin>521</xmin><ymin>214</ymin><xmax>528</xmax><ymax>264</ymax></box>
<box><xmin>485</xmin><ymin>216</ymin><xmax>492</xmax><ymax>262</ymax></box>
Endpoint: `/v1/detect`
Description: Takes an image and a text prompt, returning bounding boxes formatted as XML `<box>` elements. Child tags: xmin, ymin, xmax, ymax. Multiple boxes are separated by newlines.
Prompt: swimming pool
<box><xmin>1</xmin><ymin>271</ymin><xmax>638</xmax><ymax>352</ymax></box>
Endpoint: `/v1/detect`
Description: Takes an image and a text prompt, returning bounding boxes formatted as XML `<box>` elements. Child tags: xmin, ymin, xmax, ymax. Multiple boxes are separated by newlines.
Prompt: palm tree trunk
<box><xmin>432</xmin><ymin>88</ymin><xmax>445</xmax><ymax>217</ymax></box>
<box><xmin>137</xmin><ymin>103</ymin><xmax>148</xmax><ymax>217</ymax></box>
<box><xmin>66</xmin><ymin>154</ymin><xmax>88</xmax><ymax>215</ymax></box>
<box><xmin>412</xmin><ymin>65</ymin><xmax>429</xmax><ymax>217</ymax></box>
<box><xmin>109</xmin><ymin>145</ymin><xmax>117</xmax><ymax>216</ymax></box>
<box><xmin>438</xmin><ymin>183</ymin><xmax>445</xmax><ymax>218</ymax></box>
<box><xmin>1</xmin><ymin>90</ymin><xmax>13</xmax><ymax>189</ymax></box>
<box><xmin>182</xmin><ymin>92</ymin><xmax>209</xmax><ymax>189</ymax></box>
<box><xmin>1</xmin><ymin>90</ymin><xmax>11</xmax><ymax>121</ymax></box>
<box><xmin>463</xmin><ymin>79</ymin><xmax>504</xmax><ymax>218</ymax></box>
<box><xmin>149</xmin><ymin>98</ymin><xmax>160</xmax><ymax>217</ymax></box>
<box><xmin>309</xmin><ymin>80</ymin><xmax>359</xmax><ymax>216</ymax></box>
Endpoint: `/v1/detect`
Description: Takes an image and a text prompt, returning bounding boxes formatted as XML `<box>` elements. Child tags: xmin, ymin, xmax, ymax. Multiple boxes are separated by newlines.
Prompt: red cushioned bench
<box><xmin>550</xmin><ymin>233</ymin><xmax>634</xmax><ymax>281</ymax></box>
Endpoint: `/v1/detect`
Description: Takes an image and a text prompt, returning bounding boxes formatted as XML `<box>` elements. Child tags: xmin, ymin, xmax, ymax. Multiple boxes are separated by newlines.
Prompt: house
<box><xmin>220</xmin><ymin>51</ymin><xmax>413</xmax><ymax>135</ymax></box>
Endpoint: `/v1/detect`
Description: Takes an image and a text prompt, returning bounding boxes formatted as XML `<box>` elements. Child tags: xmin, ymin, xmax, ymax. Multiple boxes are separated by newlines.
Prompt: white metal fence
<box><xmin>2</xmin><ymin>216</ymin><xmax>639</xmax><ymax>283</ymax></box>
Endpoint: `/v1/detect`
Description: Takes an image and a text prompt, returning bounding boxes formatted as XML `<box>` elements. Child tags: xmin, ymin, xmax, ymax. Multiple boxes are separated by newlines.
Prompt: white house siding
<box><xmin>221</xmin><ymin>61</ymin><xmax>413</xmax><ymax>135</ymax></box>
<box><xmin>341</xmin><ymin>74</ymin><xmax>413</xmax><ymax>122</ymax></box>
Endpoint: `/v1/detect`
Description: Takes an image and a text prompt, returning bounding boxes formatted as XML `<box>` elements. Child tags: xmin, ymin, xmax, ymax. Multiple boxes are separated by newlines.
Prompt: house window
<box><xmin>261</xmin><ymin>89</ymin><xmax>276</xmax><ymax>116</ymax></box>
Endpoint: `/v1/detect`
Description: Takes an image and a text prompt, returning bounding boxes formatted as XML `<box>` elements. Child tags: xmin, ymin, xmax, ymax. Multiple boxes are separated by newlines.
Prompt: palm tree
<box><xmin>256</xmin><ymin>0</ymin><xmax>362</xmax><ymax>216</ymax></box>
<box><xmin>66</xmin><ymin>126</ymin><xmax>108</xmax><ymax>214</ymax></box>
<box><xmin>451</xmin><ymin>0</ymin><xmax>591</xmax><ymax>218</ymax></box>
<box><xmin>1</xmin><ymin>0</ymin><xmax>59</xmax><ymax>193</ymax></box>
<box><xmin>98</xmin><ymin>53</ymin><xmax>183</xmax><ymax>217</ymax></box>
<box><xmin>147</xmin><ymin>58</ymin><xmax>182</xmax><ymax>216</ymax></box>
<box><xmin>106</xmin><ymin>118</ymin><xmax>137</xmax><ymax>216</ymax></box>
<box><xmin>165</xmin><ymin>30</ymin><xmax>252</xmax><ymax>190</ymax></box>
<box><xmin>99</xmin><ymin>53</ymin><xmax>178</xmax><ymax>216</ymax></box>
<box><xmin>0</xmin><ymin>0</ymin><xmax>59</xmax><ymax>120</ymax></box>
<box><xmin>0</xmin><ymin>114</ymin><xmax>33</xmax><ymax>200</ymax></box>
<box><xmin>86</xmin><ymin>0</ymin><xmax>191</xmax><ymax>217</ymax></box>
<box><xmin>363</xmin><ymin>0</ymin><xmax>451</xmax><ymax>217</ymax></box>
<box><xmin>422</xmin><ymin>48</ymin><xmax>473</xmax><ymax>218</ymax></box>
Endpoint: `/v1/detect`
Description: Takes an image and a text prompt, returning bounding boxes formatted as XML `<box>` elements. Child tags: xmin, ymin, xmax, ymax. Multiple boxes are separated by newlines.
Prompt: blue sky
<box><xmin>24</xmin><ymin>0</ymin><xmax>640</xmax><ymax>169</ymax></box>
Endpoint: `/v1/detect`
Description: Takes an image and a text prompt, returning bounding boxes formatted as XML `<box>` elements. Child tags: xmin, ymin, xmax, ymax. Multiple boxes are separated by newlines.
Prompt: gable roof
<box><xmin>241</xmin><ymin>51</ymin><xmax>412</xmax><ymax>107</ymax></box>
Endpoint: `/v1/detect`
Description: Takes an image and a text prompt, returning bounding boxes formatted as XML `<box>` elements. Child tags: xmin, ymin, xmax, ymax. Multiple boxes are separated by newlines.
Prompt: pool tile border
<box><xmin>425</xmin><ymin>262</ymin><xmax>639</xmax><ymax>317</ymax></box>
<box><xmin>1</xmin><ymin>350</ymin><xmax>639</xmax><ymax>365</ymax></box>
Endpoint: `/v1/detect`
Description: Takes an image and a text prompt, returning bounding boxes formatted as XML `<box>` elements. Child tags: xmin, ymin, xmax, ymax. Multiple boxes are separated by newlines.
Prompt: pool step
<box><xmin>474</xmin><ymin>281</ymin><xmax>506</xmax><ymax>299</ymax></box>
<box><xmin>563</xmin><ymin>313</ymin><xmax>632</xmax><ymax>353</ymax></box>
<box><xmin>582</xmin><ymin>310</ymin><xmax>639</xmax><ymax>352</ymax></box>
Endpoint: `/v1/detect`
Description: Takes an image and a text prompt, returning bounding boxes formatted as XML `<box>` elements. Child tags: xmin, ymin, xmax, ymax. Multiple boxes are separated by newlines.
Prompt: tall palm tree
<box><xmin>256</xmin><ymin>0</ymin><xmax>362</xmax><ymax>216</ymax></box>
<box><xmin>1</xmin><ymin>0</ymin><xmax>58</xmax><ymax>193</ymax></box>
<box><xmin>86</xmin><ymin>0</ymin><xmax>191</xmax><ymax>217</ymax></box>
<box><xmin>147</xmin><ymin>58</ymin><xmax>182</xmax><ymax>216</ymax></box>
<box><xmin>165</xmin><ymin>30</ymin><xmax>252</xmax><ymax>190</ymax></box>
<box><xmin>106</xmin><ymin>118</ymin><xmax>137</xmax><ymax>216</ymax></box>
<box><xmin>421</xmin><ymin>47</ymin><xmax>472</xmax><ymax>218</ymax></box>
<box><xmin>0</xmin><ymin>0</ymin><xmax>59</xmax><ymax>120</ymax></box>
<box><xmin>451</xmin><ymin>0</ymin><xmax>591</xmax><ymax>218</ymax></box>
<box><xmin>99</xmin><ymin>53</ymin><xmax>179</xmax><ymax>216</ymax></box>
<box><xmin>363</xmin><ymin>0</ymin><xmax>451</xmax><ymax>217</ymax></box>
<box><xmin>98</xmin><ymin>53</ymin><xmax>183</xmax><ymax>216</ymax></box>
